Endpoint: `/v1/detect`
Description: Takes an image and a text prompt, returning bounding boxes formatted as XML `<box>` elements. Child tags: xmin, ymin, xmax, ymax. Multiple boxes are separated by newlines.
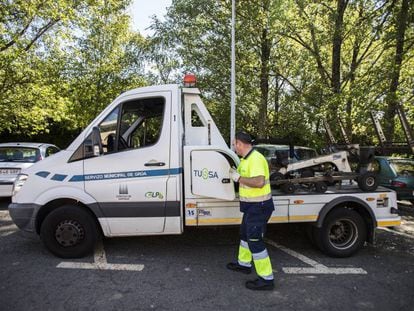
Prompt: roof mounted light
<box><xmin>183</xmin><ymin>73</ymin><xmax>197</xmax><ymax>87</ymax></box>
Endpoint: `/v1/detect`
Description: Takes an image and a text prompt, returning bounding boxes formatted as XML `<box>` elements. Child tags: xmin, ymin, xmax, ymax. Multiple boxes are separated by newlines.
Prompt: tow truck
<box><xmin>9</xmin><ymin>74</ymin><xmax>401</xmax><ymax>259</ymax></box>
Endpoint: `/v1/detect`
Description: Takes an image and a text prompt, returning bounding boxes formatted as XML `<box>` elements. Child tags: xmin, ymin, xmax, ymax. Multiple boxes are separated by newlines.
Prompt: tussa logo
<box><xmin>145</xmin><ymin>192</ymin><xmax>164</xmax><ymax>199</ymax></box>
<box><xmin>193</xmin><ymin>168</ymin><xmax>219</xmax><ymax>180</ymax></box>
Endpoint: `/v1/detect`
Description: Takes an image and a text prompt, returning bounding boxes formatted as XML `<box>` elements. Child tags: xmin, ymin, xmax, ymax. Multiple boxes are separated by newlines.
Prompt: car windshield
<box><xmin>254</xmin><ymin>147</ymin><xmax>276</xmax><ymax>157</ymax></box>
<box><xmin>0</xmin><ymin>147</ymin><xmax>40</xmax><ymax>163</ymax></box>
<box><xmin>295</xmin><ymin>148</ymin><xmax>318</xmax><ymax>160</ymax></box>
<box><xmin>389</xmin><ymin>160</ymin><xmax>414</xmax><ymax>176</ymax></box>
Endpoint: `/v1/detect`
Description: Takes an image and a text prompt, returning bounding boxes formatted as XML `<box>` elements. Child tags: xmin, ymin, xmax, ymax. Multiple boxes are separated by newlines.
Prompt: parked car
<box><xmin>372</xmin><ymin>157</ymin><xmax>414</xmax><ymax>203</ymax></box>
<box><xmin>0</xmin><ymin>143</ymin><xmax>60</xmax><ymax>197</ymax></box>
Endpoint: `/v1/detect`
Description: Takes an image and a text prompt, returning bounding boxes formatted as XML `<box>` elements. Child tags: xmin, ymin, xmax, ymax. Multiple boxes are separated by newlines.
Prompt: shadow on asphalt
<box><xmin>0</xmin><ymin>197</ymin><xmax>11</xmax><ymax>210</ymax></box>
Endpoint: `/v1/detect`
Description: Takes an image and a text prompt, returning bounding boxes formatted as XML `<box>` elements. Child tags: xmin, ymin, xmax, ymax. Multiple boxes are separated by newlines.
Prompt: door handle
<box><xmin>144</xmin><ymin>162</ymin><xmax>165</xmax><ymax>167</ymax></box>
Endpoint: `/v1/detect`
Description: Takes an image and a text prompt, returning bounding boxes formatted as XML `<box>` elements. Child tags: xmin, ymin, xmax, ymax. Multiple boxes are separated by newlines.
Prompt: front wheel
<box><xmin>40</xmin><ymin>205</ymin><xmax>99</xmax><ymax>258</ymax></box>
<box><xmin>312</xmin><ymin>207</ymin><xmax>366</xmax><ymax>257</ymax></box>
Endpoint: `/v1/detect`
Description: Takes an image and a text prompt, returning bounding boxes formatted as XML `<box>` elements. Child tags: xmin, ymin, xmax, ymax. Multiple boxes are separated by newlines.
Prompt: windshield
<box><xmin>0</xmin><ymin>147</ymin><xmax>41</xmax><ymax>163</ymax></box>
<box><xmin>295</xmin><ymin>148</ymin><xmax>318</xmax><ymax>160</ymax></box>
<box><xmin>254</xmin><ymin>147</ymin><xmax>275</xmax><ymax>157</ymax></box>
<box><xmin>389</xmin><ymin>160</ymin><xmax>414</xmax><ymax>176</ymax></box>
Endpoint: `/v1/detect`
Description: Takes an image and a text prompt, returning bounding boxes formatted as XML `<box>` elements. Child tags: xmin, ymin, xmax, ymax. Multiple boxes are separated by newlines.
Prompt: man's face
<box><xmin>233</xmin><ymin>139</ymin><xmax>243</xmax><ymax>156</ymax></box>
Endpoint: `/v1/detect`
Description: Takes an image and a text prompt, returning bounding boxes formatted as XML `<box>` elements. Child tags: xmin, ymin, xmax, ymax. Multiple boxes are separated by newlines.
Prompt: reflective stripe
<box><xmin>252</xmin><ymin>249</ymin><xmax>269</xmax><ymax>261</ymax></box>
<box><xmin>259</xmin><ymin>273</ymin><xmax>274</xmax><ymax>281</ymax></box>
<box><xmin>239</xmin><ymin>193</ymin><xmax>272</xmax><ymax>202</ymax></box>
<box><xmin>240</xmin><ymin>240</ymin><xmax>249</xmax><ymax>249</ymax></box>
<box><xmin>238</xmin><ymin>240</ymin><xmax>252</xmax><ymax>266</ymax></box>
<box><xmin>239</xmin><ymin>179</ymin><xmax>270</xmax><ymax>189</ymax></box>
<box><xmin>238</xmin><ymin>260</ymin><xmax>252</xmax><ymax>268</ymax></box>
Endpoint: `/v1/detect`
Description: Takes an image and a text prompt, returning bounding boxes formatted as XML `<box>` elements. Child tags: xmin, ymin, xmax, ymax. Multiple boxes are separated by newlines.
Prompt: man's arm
<box><xmin>239</xmin><ymin>176</ymin><xmax>265</xmax><ymax>188</ymax></box>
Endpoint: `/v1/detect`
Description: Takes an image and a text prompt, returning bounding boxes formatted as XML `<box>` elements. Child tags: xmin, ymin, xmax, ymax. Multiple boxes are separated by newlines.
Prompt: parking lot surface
<box><xmin>1</xmin><ymin>198</ymin><xmax>413</xmax><ymax>311</ymax></box>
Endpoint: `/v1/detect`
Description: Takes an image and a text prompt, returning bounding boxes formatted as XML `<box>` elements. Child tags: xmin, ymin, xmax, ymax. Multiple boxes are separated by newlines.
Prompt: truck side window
<box><xmin>191</xmin><ymin>104</ymin><xmax>206</xmax><ymax>127</ymax></box>
<box><xmin>46</xmin><ymin>147</ymin><xmax>60</xmax><ymax>157</ymax></box>
<box><xmin>119</xmin><ymin>97</ymin><xmax>165</xmax><ymax>151</ymax></box>
<box><xmin>99</xmin><ymin>107</ymin><xmax>119</xmax><ymax>154</ymax></box>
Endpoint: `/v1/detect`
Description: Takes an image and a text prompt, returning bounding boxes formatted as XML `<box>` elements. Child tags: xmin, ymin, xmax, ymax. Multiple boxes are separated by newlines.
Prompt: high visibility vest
<box><xmin>237</xmin><ymin>149</ymin><xmax>271</xmax><ymax>202</ymax></box>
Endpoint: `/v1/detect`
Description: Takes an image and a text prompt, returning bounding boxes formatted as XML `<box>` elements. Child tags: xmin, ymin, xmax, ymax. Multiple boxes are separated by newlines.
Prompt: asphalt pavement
<box><xmin>0</xmin><ymin>199</ymin><xmax>413</xmax><ymax>311</ymax></box>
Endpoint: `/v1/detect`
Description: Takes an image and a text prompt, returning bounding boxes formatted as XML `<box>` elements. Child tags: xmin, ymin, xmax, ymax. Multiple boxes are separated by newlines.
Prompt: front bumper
<box><xmin>8</xmin><ymin>203</ymin><xmax>38</xmax><ymax>233</ymax></box>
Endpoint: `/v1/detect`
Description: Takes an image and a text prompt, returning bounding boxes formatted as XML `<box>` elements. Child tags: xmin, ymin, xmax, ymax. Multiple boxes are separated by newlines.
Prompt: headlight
<box><xmin>12</xmin><ymin>174</ymin><xmax>28</xmax><ymax>197</ymax></box>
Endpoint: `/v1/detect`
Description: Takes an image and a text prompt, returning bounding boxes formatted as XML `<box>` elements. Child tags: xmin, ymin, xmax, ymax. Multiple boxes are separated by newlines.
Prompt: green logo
<box><xmin>202</xmin><ymin>168</ymin><xmax>209</xmax><ymax>180</ymax></box>
<box><xmin>145</xmin><ymin>192</ymin><xmax>164</xmax><ymax>199</ymax></box>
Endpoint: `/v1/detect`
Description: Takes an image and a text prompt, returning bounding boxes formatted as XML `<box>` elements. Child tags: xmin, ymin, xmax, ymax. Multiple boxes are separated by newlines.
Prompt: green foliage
<box><xmin>0</xmin><ymin>0</ymin><xmax>148</xmax><ymax>147</ymax></box>
<box><xmin>150</xmin><ymin>0</ymin><xmax>413</xmax><ymax>149</ymax></box>
<box><xmin>0</xmin><ymin>0</ymin><xmax>412</xmax><ymax>152</ymax></box>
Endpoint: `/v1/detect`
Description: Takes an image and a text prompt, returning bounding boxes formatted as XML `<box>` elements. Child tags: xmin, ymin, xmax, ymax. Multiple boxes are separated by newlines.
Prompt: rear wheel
<box><xmin>270</xmin><ymin>172</ymin><xmax>285</xmax><ymax>189</ymax></box>
<box><xmin>315</xmin><ymin>181</ymin><xmax>328</xmax><ymax>193</ymax></box>
<box><xmin>40</xmin><ymin>205</ymin><xmax>99</xmax><ymax>258</ymax></box>
<box><xmin>281</xmin><ymin>182</ymin><xmax>295</xmax><ymax>194</ymax></box>
<box><xmin>357</xmin><ymin>172</ymin><xmax>378</xmax><ymax>192</ymax></box>
<box><xmin>300</xmin><ymin>169</ymin><xmax>314</xmax><ymax>178</ymax></box>
<box><xmin>312</xmin><ymin>207</ymin><xmax>366</xmax><ymax>257</ymax></box>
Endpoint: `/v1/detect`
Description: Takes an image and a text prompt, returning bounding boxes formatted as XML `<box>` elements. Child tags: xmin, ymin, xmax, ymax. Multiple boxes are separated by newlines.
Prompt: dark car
<box><xmin>372</xmin><ymin>157</ymin><xmax>414</xmax><ymax>203</ymax></box>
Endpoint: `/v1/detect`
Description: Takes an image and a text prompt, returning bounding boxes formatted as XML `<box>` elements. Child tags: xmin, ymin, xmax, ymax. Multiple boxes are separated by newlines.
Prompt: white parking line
<box><xmin>57</xmin><ymin>241</ymin><xmax>145</xmax><ymax>271</ymax></box>
<box><xmin>0</xmin><ymin>224</ymin><xmax>17</xmax><ymax>237</ymax></box>
<box><xmin>265</xmin><ymin>238</ymin><xmax>367</xmax><ymax>275</ymax></box>
<box><xmin>378</xmin><ymin>227</ymin><xmax>414</xmax><ymax>239</ymax></box>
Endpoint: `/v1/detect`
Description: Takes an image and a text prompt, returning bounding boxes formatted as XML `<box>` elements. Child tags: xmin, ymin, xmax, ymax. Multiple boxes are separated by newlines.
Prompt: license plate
<box><xmin>0</xmin><ymin>168</ymin><xmax>20</xmax><ymax>175</ymax></box>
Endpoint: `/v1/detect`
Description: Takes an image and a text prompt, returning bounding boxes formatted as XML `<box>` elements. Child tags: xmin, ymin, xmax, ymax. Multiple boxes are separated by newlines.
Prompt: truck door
<box><xmin>83</xmin><ymin>92</ymin><xmax>172</xmax><ymax>234</ymax></box>
<box><xmin>190</xmin><ymin>150</ymin><xmax>235</xmax><ymax>201</ymax></box>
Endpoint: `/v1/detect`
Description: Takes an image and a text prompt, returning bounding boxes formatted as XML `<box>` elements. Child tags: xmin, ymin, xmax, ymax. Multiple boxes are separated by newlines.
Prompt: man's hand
<box><xmin>229</xmin><ymin>167</ymin><xmax>240</xmax><ymax>182</ymax></box>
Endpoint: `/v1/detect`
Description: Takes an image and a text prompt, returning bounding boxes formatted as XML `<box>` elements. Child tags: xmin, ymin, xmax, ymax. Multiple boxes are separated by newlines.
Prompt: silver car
<box><xmin>0</xmin><ymin>142</ymin><xmax>60</xmax><ymax>197</ymax></box>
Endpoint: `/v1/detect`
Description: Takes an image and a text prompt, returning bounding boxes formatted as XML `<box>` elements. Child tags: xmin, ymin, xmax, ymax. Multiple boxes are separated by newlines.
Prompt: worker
<box><xmin>227</xmin><ymin>131</ymin><xmax>275</xmax><ymax>290</ymax></box>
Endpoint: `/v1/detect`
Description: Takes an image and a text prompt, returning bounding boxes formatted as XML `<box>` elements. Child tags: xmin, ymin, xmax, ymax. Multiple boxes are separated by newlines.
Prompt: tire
<box><xmin>281</xmin><ymin>183</ymin><xmax>295</xmax><ymax>194</ymax></box>
<box><xmin>270</xmin><ymin>172</ymin><xmax>285</xmax><ymax>189</ymax></box>
<box><xmin>315</xmin><ymin>181</ymin><xmax>328</xmax><ymax>193</ymax></box>
<box><xmin>300</xmin><ymin>169</ymin><xmax>314</xmax><ymax>178</ymax></box>
<box><xmin>40</xmin><ymin>205</ymin><xmax>99</xmax><ymax>258</ymax></box>
<box><xmin>312</xmin><ymin>208</ymin><xmax>367</xmax><ymax>258</ymax></box>
<box><xmin>357</xmin><ymin>172</ymin><xmax>378</xmax><ymax>192</ymax></box>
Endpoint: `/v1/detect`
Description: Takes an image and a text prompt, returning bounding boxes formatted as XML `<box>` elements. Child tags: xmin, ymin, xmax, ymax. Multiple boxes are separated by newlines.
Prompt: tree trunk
<box><xmin>274</xmin><ymin>75</ymin><xmax>281</xmax><ymax>127</ymax></box>
<box><xmin>345</xmin><ymin>38</ymin><xmax>360</xmax><ymax>138</ymax></box>
<box><xmin>331</xmin><ymin>0</ymin><xmax>348</xmax><ymax>114</ymax></box>
<box><xmin>258</xmin><ymin>2</ymin><xmax>271</xmax><ymax>139</ymax></box>
<box><xmin>384</xmin><ymin>0</ymin><xmax>409</xmax><ymax>141</ymax></box>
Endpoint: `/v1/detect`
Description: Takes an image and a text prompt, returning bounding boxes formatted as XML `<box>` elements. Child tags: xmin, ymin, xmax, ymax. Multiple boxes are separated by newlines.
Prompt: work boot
<box><xmin>226</xmin><ymin>262</ymin><xmax>252</xmax><ymax>274</ymax></box>
<box><xmin>245</xmin><ymin>278</ymin><xmax>274</xmax><ymax>291</ymax></box>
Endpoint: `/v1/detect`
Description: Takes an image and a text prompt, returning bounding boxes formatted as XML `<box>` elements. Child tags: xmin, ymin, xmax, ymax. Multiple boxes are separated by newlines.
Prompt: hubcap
<box><xmin>328</xmin><ymin>219</ymin><xmax>358</xmax><ymax>250</ymax></box>
<box><xmin>55</xmin><ymin>220</ymin><xmax>85</xmax><ymax>247</ymax></box>
<box><xmin>365</xmin><ymin>177</ymin><xmax>375</xmax><ymax>187</ymax></box>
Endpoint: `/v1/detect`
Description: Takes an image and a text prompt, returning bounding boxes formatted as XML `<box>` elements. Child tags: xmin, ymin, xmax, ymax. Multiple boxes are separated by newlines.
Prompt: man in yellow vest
<box><xmin>227</xmin><ymin>131</ymin><xmax>275</xmax><ymax>290</ymax></box>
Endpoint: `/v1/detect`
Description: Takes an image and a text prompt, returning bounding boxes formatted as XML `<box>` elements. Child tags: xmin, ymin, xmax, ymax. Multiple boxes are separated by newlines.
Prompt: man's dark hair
<box><xmin>235</xmin><ymin>131</ymin><xmax>253</xmax><ymax>144</ymax></box>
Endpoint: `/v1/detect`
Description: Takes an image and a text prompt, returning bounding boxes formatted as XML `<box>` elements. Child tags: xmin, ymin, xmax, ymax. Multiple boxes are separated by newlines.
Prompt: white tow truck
<box><xmin>9</xmin><ymin>75</ymin><xmax>401</xmax><ymax>258</ymax></box>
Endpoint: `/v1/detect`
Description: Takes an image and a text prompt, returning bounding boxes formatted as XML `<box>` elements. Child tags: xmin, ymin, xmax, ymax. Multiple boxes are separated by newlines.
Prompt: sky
<box><xmin>128</xmin><ymin>0</ymin><xmax>172</xmax><ymax>36</ymax></box>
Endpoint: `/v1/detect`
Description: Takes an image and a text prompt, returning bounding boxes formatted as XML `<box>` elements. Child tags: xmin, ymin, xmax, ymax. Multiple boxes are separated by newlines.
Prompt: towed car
<box><xmin>0</xmin><ymin>143</ymin><xmax>60</xmax><ymax>197</ymax></box>
<box><xmin>373</xmin><ymin>157</ymin><xmax>414</xmax><ymax>204</ymax></box>
<box><xmin>253</xmin><ymin>144</ymin><xmax>318</xmax><ymax>163</ymax></box>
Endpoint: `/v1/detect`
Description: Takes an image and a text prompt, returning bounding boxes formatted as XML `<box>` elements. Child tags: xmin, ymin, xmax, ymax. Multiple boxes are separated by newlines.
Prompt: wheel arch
<box><xmin>35</xmin><ymin>198</ymin><xmax>103</xmax><ymax>236</ymax></box>
<box><xmin>316</xmin><ymin>196</ymin><xmax>377</xmax><ymax>243</ymax></box>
